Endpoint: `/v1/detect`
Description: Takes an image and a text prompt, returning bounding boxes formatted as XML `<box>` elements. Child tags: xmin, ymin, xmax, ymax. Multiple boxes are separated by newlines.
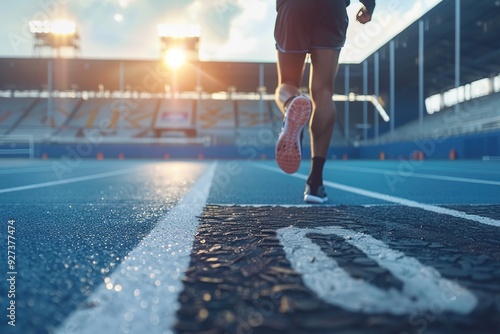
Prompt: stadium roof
<box><xmin>372</xmin><ymin>0</ymin><xmax>500</xmax><ymax>96</ymax></box>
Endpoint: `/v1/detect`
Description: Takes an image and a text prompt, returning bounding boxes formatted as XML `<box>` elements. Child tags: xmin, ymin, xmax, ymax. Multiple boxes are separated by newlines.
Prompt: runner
<box><xmin>274</xmin><ymin>0</ymin><xmax>375</xmax><ymax>203</ymax></box>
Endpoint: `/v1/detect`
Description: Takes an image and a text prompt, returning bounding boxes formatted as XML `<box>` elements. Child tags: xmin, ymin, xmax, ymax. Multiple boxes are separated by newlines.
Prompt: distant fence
<box><xmin>0</xmin><ymin>135</ymin><xmax>34</xmax><ymax>159</ymax></box>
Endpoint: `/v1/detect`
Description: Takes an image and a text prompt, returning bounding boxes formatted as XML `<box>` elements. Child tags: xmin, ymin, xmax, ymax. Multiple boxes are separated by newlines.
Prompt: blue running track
<box><xmin>0</xmin><ymin>158</ymin><xmax>499</xmax><ymax>334</ymax></box>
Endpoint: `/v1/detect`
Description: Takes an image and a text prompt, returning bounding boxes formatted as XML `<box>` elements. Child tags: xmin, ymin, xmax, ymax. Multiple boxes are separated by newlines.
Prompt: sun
<box><xmin>164</xmin><ymin>48</ymin><xmax>185</xmax><ymax>70</ymax></box>
<box><xmin>114</xmin><ymin>13</ymin><xmax>123</xmax><ymax>23</ymax></box>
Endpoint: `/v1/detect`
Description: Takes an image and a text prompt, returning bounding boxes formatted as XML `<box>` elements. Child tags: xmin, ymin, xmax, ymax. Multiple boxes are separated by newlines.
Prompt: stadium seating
<box><xmin>3</xmin><ymin>91</ymin><xmax>497</xmax><ymax>147</ymax></box>
<box><xmin>0</xmin><ymin>97</ymin><xmax>283</xmax><ymax>144</ymax></box>
<box><xmin>196</xmin><ymin>99</ymin><xmax>236</xmax><ymax>144</ymax></box>
<box><xmin>370</xmin><ymin>92</ymin><xmax>500</xmax><ymax>144</ymax></box>
<box><xmin>0</xmin><ymin>98</ymin><xmax>38</xmax><ymax>135</ymax></box>
<box><xmin>56</xmin><ymin>98</ymin><xmax>158</xmax><ymax>139</ymax></box>
<box><xmin>5</xmin><ymin>98</ymin><xmax>80</xmax><ymax>138</ymax></box>
<box><xmin>0</xmin><ymin>97</ymin><xmax>362</xmax><ymax>150</ymax></box>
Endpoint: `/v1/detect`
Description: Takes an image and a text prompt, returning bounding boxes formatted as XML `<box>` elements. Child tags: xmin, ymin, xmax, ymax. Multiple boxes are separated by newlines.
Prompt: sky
<box><xmin>0</xmin><ymin>0</ymin><xmax>442</xmax><ymax>64</ymax></box>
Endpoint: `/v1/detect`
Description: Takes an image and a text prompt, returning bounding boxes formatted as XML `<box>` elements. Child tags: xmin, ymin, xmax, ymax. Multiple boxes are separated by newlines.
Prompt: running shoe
<box><xmin>276</xmin><ymin>95</ymin><xmax>312</xmax><ymax>174</ymax></box>
<box><xmin>304</xmin><ymin>184</ymin><xmax>328</xmax><ymax>204</ymax></box>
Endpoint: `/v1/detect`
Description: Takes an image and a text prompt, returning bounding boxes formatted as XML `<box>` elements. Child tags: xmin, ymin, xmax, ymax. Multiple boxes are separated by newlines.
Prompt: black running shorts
<box><xmin>274</xmin><ymin>0</ymin><xmax>348</xmax><ymax>53</ymax></box>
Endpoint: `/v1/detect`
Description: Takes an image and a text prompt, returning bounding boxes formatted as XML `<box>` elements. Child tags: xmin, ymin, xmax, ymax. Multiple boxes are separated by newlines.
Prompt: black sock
<box><xmin>307</xmin><ymin>157</ymin><xmax>326</xmax><ymax>190</ymax></box>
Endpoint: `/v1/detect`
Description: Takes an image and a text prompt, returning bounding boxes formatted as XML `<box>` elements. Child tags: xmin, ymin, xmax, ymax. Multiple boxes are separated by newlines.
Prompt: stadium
<box><xmin>1</xmin><ymin>1</ymin><xmax>500</xmax><ymax>160</ymax></box>
<box><xmin>1</xmin><ymin>1</ymin><xmax>500</xmax><ymax>334</ymax></box>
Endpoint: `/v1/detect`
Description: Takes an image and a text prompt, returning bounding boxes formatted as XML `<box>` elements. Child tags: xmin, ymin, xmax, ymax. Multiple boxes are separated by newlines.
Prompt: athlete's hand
<box><xmin>356</xmin><ymin>6</ymin><xmax>372</xmax><ymax>24</ymax></box>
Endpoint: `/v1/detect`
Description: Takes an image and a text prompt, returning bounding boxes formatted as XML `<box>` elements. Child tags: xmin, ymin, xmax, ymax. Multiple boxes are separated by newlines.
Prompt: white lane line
<box><xmin>211</xmin><ymin>204</ymin><xmax>343</xmax><ymax>208</ymax></box>
<box><xmin>325</xmin><ymin>165</ymin><xmax>500</xmax><ymax>186</ymax></box>
<box><xmin>255</xmin><ymin>164</ymin><xmax>500</xmax><ymax>228</ymax></box>
<box><xmin>328</xmin><ymin>163</ymin><xmax>500</xmax><ymax>175</ymax></box>
<box><xmin>278</xmin><ymin>226</ymin><xmax>477</xmax><ymax>315</ymax></box>
<box><xmin>0</xmin><ymin>166</ymin><xmax>57</xmax><ymax>175</ymax></box>
<box><xmin>0</xmin><ymin>168</ymin><xmax>141</xmax><ymax>194</ymax></box>
<box><xmin>56</xmin><ymin>161</ymin><xmax>216</xmax><ymax>334</ymax></box>
<box><xmin>0</xmin><ymin>163</ymin><xmax>120</xmax><ymax>175</ymax></box>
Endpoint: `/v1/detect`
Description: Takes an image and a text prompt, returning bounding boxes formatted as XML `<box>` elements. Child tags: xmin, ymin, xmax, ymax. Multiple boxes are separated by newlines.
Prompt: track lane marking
<box><xmin>211</xmin><ymin>204</ymin><xmax>343</xmax><ymax>207</ymax></box>
<box><xmin>56</xmin><ymin>161</ymin><xmax>216</xmax><ymax>334</ymax></box>
<box><xmin>0</xmin><ymin>166</ymin><xmax>60</xmax><ymax>174</ymax></box>
<box><xmin>325</xmin><ymin>165</ymin><xmax>500</xmax><ymax>186</ymax></box>
<box><xmin>278</xmin><ymin>226</ymin><xmax>477</xmax><ymax>315</ymax></box>
<box><xmin>255</xmin><ymin>164</ymin><xmax>500</xmax><ymax>227</ymax></box>
<box><xmin>0</xmin><ymin>168</ymin><xmax>142</xmax><ymax>194</ymax></box>
<box><xmin>327</xmin><ymin>163</ymin><xmax>500</xmax><ymax>175</ymax></box>
<box><xmin>0</xmin><ymin>163</ymin><xmax>120</xmax><ymax>175</ymax></box>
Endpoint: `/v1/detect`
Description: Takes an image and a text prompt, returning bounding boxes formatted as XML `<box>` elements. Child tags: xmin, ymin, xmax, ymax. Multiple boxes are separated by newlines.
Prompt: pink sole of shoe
<box><xmin>276</xmin><ymin>96</ymin><xmax>311</xmax><ymax>174</ymax></box>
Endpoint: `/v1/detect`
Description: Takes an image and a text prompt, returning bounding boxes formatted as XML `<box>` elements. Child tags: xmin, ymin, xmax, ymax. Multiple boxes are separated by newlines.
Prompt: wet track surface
<box><xmin>0</xmin><ymin>159</ymin><xmax>499</xmax><ymax>333</ymax></box>
<box><xmin>177</xmin><ymin>205</ymin><xmax>500</xmax><ymax>334</ymax></box>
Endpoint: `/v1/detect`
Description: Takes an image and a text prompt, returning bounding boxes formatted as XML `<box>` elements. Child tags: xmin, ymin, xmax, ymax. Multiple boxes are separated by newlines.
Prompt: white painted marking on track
<box><xmin>0</xmin><ymin>166</ymin><xmax>58</xmax><ymax>175</ymax></box>
<box><xmin>255</xmin><ymin>164</ymin><xmax>500</xmax><ymax>227</ymax></box>
<box><xmin>0</xmin><ymin>168</ymin><xmax>142</xmax><ymax>194</ymax></box>
<box><xmin>0</xmin><ymin>163</ymin><xmax>108</xmax><ymax>175</ymax></box>
<box><xmin>211</xmin><ymin>204</ymin><xmax>342</xmax><ymax>208</ymax></box>
<box><xmin>277</xmin><ymin>226</ymin><xmax>478</xmax><ymax>315</ymax></box>
<box><xmin>325</xmin><ymin>165</ymin><xmax>500</xmax><ymax>186</ymax></box>
<box><xmin>56</xmin><ymin>162</ymin><xmax>216</xmax><ymax>334</ymax></box>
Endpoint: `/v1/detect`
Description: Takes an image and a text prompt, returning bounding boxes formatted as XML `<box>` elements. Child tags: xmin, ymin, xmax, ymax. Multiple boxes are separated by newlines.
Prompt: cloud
<box><xmin>183</xmin><ymin>0</ymin><xmax>243</xmax><ymax>43</ymax></box>
<box><xmin>189</xmin><ymin>0</ymin><xmax>275</xmax><ymax>61</ymax></box>
<box><xmin>207</xmin><ymin>0</ymin><xmax>275</xmax><ymax>61</ymax></box>
<box><xmin>0</xmin><ymin>0</ymin><xmax>443</xmax><ymax>62</ymax></box>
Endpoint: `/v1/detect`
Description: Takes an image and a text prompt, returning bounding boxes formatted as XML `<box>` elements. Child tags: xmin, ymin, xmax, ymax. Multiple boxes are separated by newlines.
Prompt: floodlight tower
<box><xmin>29</xmin><ymin>20</ymin><xmax>79</xmax><ymax>138</ymax></box>
<box><xmin>158</xmin><ymin>24</ymin><xmax>201</xmax><ymax>96</ymax></box>
<box><xmin>30</xmin><ymin>20</ymin><xmax>80</xmax><ymax>58</ymax></box>
<box><xmin>158</xmin><ymin>24</ymin><xmax>200</xmax><ymax>67</ymax></box>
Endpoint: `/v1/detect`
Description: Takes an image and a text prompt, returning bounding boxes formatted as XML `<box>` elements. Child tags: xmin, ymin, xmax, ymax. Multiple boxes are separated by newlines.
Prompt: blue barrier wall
<box><xmin>36</xmin><ymin>143</ymin><xmax>359</xmax><ymax>161</ymax></box>
<box><xmin>30</xmin><ymin>130</ymin><xmax>499</xmax><ymax>160</ymax></box>
<box><xmin>358</xmin><ymin>130</ymin><xmax>500</xmax><ymax>160</ymax></box>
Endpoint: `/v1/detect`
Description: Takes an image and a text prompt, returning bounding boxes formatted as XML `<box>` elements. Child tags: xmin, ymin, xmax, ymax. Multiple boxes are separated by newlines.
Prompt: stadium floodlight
<box><xmin>29</xmin><ymin>20</ymin><xmax>50</xmax><ymax>33</ymax></box>
<box><xmin>29</xmin><ymin>20</ymin><xmax>76</xmax><ymax>35</ymax></box>
<box><xmin>30</xmin><ymin>20</ymin><xmax>79</xmax><ymax>57</ymax></box>
<box><xmin>50</xmin><ymin>20</ymin><xmax>76</xmax><ymax>35</ymax></box>
<box><xmin>158</xmin><ymin>24</ymin><xmax>200</xmax><ymax>71</ymax></box>
<box><xmin>157</xmin><ymin>23</ymin><xmax>200</xmax><ymax>96</ymax></box>
<box><xmin>164</xmin><ymin>48</ymin><xmax>185</xmax><ymax>70</ymax></box>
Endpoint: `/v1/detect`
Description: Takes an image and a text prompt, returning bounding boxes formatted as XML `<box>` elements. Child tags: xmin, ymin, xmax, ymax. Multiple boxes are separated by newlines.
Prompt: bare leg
<box><xmin>309</xmin><ymin>49</ymin><xmax>340</xmax><ymax>158</ymax></box>
<box><xmin>275</xmin><ymin>51</ymin><xmax>307</xmax><ymax>115</ymax></box>
<box><xmin>274</xmin><ymin>51</ymin><xmax>311</xmax><ymax>174</ymax></box>
<box><xmin>302</xmin><ymin>48</ymin><xmax>340</xmax><ymax>202</ymax></box>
